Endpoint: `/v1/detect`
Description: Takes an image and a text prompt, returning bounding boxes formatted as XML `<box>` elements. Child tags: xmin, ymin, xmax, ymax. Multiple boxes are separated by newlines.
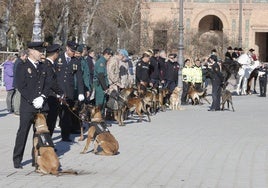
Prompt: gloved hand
<box><xmin>78</xmin><ymin>94</ymin><xmax>85</xmax><ymax>101</ymax></box>
<box><xmin>33</xmin><ymin>96</ymin><xmax>44</xmax><ymax>109</ymax></box>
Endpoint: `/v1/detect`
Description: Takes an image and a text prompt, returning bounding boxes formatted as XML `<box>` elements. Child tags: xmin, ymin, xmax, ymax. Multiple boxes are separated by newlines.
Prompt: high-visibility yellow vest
<box><xmin>182</xmin><ymin>66</ymin><xmax>192</xmax><ymax>82</ymax></box>
<box><xmin>191</xmin><ymin>66</ymin><xmax>203</xmax><ymax>83</ymax></box>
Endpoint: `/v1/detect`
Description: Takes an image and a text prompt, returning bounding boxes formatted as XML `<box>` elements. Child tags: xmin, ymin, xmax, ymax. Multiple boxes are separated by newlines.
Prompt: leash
<box><xmin>62</xmin><ymin>100</ymin><xmax>89</xmax><ymax>123</ymax></box>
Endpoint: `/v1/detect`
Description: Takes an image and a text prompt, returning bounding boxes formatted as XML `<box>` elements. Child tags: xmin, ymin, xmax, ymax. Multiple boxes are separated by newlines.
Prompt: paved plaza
<box><xmin>0</xmin><ymin>84</ymin><xmax>268</xmax><ymax>188</ymax></box>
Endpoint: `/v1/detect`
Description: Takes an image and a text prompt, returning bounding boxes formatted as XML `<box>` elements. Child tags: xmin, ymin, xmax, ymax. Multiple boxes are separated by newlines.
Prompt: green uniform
<box><xmin>81</xmin><ymin>56</ymin><xmax>92</xmax><ymax>93</ymax></box>
<box><xmin>93</xmin><ymin>56</ymin><xmax>109</xmax><ymax>107</ymax></box>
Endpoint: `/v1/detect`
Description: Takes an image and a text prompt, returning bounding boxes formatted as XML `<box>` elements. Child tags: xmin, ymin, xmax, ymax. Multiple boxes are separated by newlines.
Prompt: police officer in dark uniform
<box><xmin>55</xmin><ymin>41</ymin><xmax>84</xmax><ymax>142</ymax></box>
<box><xmin>136</xmin><ymin>51</ymin><xmax>151</xmax><ymax>90</ymax></box>
<box><xmin>45</xmin><ymin>44</ymin><xmax>63</xmax><ymax>136</ymax></box>
<box><xmin>149</xmin><ymin>49</ymin><xmax>160</xmax><ymax>87</ymax></box>
<box><xmin>210</xmin><ymin>49</ymin><xmax>218</xmax><ymax>63</ymax></box>
<box><xmin>208</xmin><ymin>57</ymin><xmax>223</xmax><ymax>111</ymax></box>
<box><xmin>164</xmin><ymin>53</ymin><xmax>179</xmax><ymax>92</ymax></box>
<box><xmin>13</xmin><ymin>42</ymin><xmax>49</xmax><ymax>169</ymax></box>
<box><xmin>224</xmin><ymin>46</ymin><xmax>233</xmax><ymax>63</ymax></box>
<box><xmin>258</xmin><ymin>63</ymin><xmax>268</xmax><ymax>97</ymax></box>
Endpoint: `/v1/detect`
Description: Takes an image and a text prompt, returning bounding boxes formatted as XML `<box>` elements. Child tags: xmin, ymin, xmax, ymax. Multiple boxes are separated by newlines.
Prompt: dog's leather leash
<box><xmin>63</xmin><ymin>101</ymin><xmax>90</xmax><ymax>123</ymax></box>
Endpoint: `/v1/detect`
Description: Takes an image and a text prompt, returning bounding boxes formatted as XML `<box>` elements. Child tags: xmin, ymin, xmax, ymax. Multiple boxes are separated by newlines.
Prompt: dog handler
<box><xmin>13</xmin><ymin>42</ymin><xmax>50</xmax><ymax>169</ymax></box>
<box><xmin>208</xmin><ymin>57</ymin><xmax>223</xmax><ymax>111</ymax></box>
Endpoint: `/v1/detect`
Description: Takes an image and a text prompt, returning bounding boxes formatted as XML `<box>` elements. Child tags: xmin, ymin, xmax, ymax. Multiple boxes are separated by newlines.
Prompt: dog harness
<box><xmin>91</xmin><ymin>122</ymin><xmax>110</xmax><ymax>139</ymax></box>
<box><xmin>34</xmin><ymin>132</ymin><xmax>54</xmax><ymax>149</ymax></box>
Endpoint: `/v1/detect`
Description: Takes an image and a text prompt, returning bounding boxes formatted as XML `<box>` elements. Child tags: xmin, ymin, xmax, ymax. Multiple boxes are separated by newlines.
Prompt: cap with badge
<box><xmin>46</xmin><ymin>44</ymin><xmax>61</xmax><ymax>53</ymax></box>
<box><xmin>27</xmin><ymin>42</ymin><xmax>47</xmax><ymax>52</ymax></box>
<box><xmin>103</xmin><ymin>48</ymin><xmax>114</xmax><ymax>55</ymax></box>
<box><xmin>76</xmin><ymin>44</ymin><xmax>84</xmax><ymax>53</ymax></box>
<box><xmin>67</xmin><ymin>41</ymin><xmax>78</xmax><ymax>52</ymax></box>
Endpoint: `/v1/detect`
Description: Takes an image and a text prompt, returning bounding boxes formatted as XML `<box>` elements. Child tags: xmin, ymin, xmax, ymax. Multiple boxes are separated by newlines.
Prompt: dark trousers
<box><xmin>211</xmin><ymin>81</ymin><xmax>222</xmax><ymax>110</ymax></box>
<box><xmin>181</xmin><ymin>82</ymin><xmax>190</xmax><ymax>103</ymax></box>
<box><xmin>165</xmin><ymin>80</ymin><xmax>176</xmax><ymax>93</ymax></box>
<box><xmin>47</xmin><ymin>96</ymin><xmax>60</xmax><ymax>136</ymax></box>
<box><xmin>13</xmin><ymin>111</ymin><xmax>35</xmax><ymax>166</ymax></box>
<box><xmin>259</xmin><ymin>78</ymin><xmax>267</xmax><ymax>96</ymax></box>
<box><xmin>59</xmin><ymin>100</ymin><xmax>74</xmax><ymax>140</ymax></box>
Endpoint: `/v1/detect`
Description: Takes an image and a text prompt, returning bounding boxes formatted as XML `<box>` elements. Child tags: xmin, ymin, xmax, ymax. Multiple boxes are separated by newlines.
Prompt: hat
<box><xmin>27</xmin><ymin>42</ymin><xmax>46</xmax><ymax>52</ymax></box>
<box><xmin>118</xmin><ymin>49</ymin><xmax>129</xmax><ymax>58</ymax></box>
<box><xmin>238</xmin><ymin>48</ymin><xmax>243</xmax><ymax>51</ymax></box>
<box><xmin>210</xmin><ymin>55</ymin><xmax>217</xmax><ymax>62</ymax></box>
<box><xmin>153</xmin><ymin>49</ymin><xmax>160</xmax><ymax>55</ymax></box>
<box><xmin>234</xmin><ymin>47</ymin><xmax>238</xmax><ymax>51</ymax></box>
<box><xmin>46</xmin><ymin>44</ymin><xmax>61</xmax><ymax>53</ymax></box>
<box><xmin>67</xmin><ymin>41</ymin><xmax>78</xmax><ymax>51</ymax></box>
<box><xmin>249</xmin><ymin>48</ymin><xmax>255</xmax><ymax>52</ymax></box>
<box><xmin>103</xmin><ymin>48</ymin><xmax>114</xmax><ymax>55</ymax></box>
<box><xmin>147</xmin><ymin>49</ymin><xmax>154</xmax><ymax>56</ymax></box>
<box><xmin>184</xmin><ymin>59</ymin><xmax>190</xmax><ymax>63</ymax></box>
<box><xmin>76</xmin><ymin>44</ymin><xmax>84</xmax><ymax>53</ymax></box>
<box><xmin>211</xmin><ymin>49</ymin><xmax>217</xmax><ymax>53</ymax></box>
<box><xmin>143</xmin><ymin>51</ymin><xmax>152</xmax><ymax>57</ymax></box>
<box><xmin>227</xmin><ymin>46</ymin><xmax>232</xmax><ymax>50</ymax></box>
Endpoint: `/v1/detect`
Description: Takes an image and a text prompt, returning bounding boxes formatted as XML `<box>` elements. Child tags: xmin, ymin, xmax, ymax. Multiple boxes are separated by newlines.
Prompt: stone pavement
<box><xmin>0</xmin><ymin>85</ymin><xmax>268</xmax><ymax>188</ymax></box>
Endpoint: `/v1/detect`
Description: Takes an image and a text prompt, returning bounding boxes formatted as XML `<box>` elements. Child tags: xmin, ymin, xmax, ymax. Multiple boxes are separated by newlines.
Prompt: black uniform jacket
<box><xmin>165</xmin><ymin>60</ymin><xmax>179</xmax><ymax>81</ymax></box>
<box><xmin>45</xmin><ymin>59</ymin><xmax>63</xmax><ymax>97</ymax></box>
<box><xmin>136</xmin><ymin>60</ymin><xmax>150</xmax><ymax>83</ymax></box>
<box><xmin>16</xmin><ymin>58</ymin><xmax>50</xmax><ymax>112</ymax></box>
<box><xmin>211</xmin><ymin>62</ymin><xmax>223</xmax><ymax>83</ymax></box>
<box><xmin>55</xmin><ymin>53</ymin><xmax>84</xmax><ymax>100</ymax></box>
<box><xmin>149</xmin><ymin>56</ymin><xmax>160</xmax><ymax>80</ymax></box>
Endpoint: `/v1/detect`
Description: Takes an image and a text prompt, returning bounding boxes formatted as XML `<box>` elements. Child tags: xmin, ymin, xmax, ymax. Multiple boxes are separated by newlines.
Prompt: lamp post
<box><xmin>32</xmin><ymin>0</ymin><xmax>42</xmax><ymax>42</ymax></box>
<box><xmin>238</xmin><ymin>0</ymin><xmax>242</xmax><ymax>48</ymax></box>
<box><xmin>178</xmin><ymin>0</ymin><xmax>184</xmax><ymax>87</ymax></box>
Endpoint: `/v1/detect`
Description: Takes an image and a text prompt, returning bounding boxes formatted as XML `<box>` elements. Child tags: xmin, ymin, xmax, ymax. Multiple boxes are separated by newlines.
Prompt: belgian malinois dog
<box><xmin>34</xmin><ymin>113</ymin><xmax>77</xmax><ymax>175</ymax></box>
<box><xmin>80</xmin><ymin>106</ymin><xmax>119</xmax><ymax>155</ymax></box>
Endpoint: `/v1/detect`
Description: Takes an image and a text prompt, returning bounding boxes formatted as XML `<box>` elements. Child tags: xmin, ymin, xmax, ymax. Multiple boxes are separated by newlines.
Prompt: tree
<box><xmin>0</xmin><ymin>0</ymin><xmax>141</xmax><ymax>53</ymax></box>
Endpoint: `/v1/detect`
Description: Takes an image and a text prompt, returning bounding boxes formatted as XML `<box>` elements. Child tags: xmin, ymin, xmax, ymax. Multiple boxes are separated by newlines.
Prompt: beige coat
<box><xmin>107</xmin><ymin>56</ymin><xmax>122</xmax><ymax>91</ymax></box>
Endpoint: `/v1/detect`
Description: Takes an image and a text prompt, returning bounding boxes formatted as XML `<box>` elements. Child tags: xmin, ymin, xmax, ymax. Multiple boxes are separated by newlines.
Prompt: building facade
<box><xmin>141</xmin><ymin>0</ymin><xmax>268</xmax><ymax>61</ymax></box>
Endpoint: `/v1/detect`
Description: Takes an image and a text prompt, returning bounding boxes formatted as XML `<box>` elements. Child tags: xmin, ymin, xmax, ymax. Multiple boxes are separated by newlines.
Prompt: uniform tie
<box><xmin>66</xmin><ymin>57</ymin><xmax>71</xmax><ymax>64</ymax></box>
<box><xmin>35</xmin><ymin>61</ymin><xmax>40</xmax><ymax>69</ymax></box>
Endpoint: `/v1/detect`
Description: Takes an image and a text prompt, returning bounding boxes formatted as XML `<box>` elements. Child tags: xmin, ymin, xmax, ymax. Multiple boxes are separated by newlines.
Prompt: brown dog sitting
<box><xmin>34</xmin><ymin>113</ymin><xmax>77</xmax><ymax>175</ymax></box>
<box><xmin>80</xmin><ymin>106</ymin><xmax>119</xmax><ymax>155</ymax></box>
<box><xmin>169</xmin><ymin>86</ymin><xmax>182</xmax><ymax>110</ymax></box>
<box><xmin>33</xmin><ymin>113</ymin><xmax>60</xmax><ymax>175</ymax></box>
